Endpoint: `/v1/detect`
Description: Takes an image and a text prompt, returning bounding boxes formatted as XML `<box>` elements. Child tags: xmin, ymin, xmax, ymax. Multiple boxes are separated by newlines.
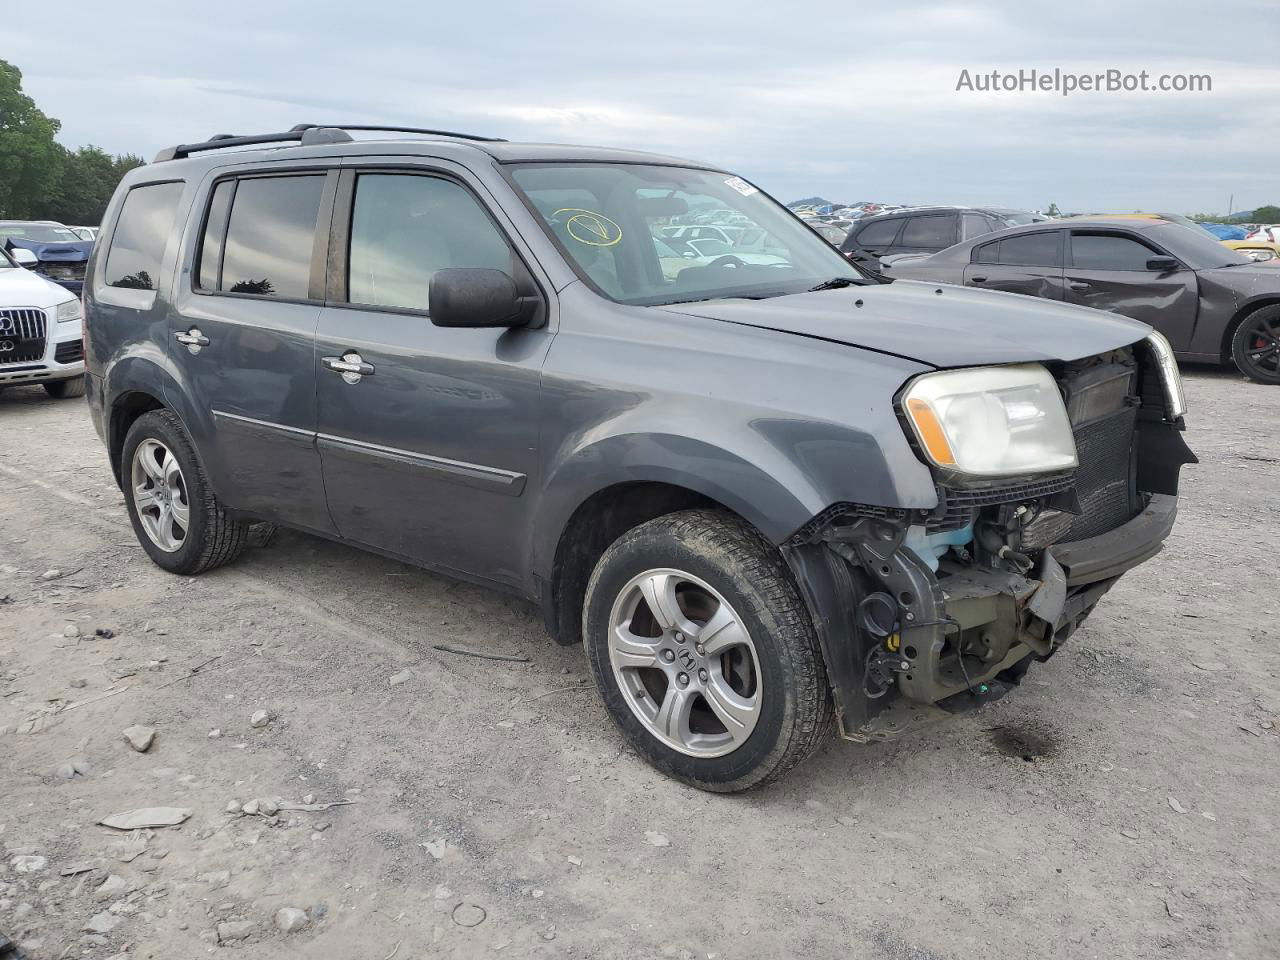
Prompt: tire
<box><xmin>121</xmin><ymin>409</ymin><xmax>248</xmax><ymax>574</ymax></box>
<box><xmin>583</xmin><ymin>509</ymin><xmax>833</xmax><ymax>792</ymax></box>
<box><xmin>44</xmin><ymin>376</ymin><xmax>86</xmax><ymax>399</ymax></box>
<box><xmin>1230</xmin><ymin>304</ymin><xmax>1280</xmax><ymax>384</ymax></box>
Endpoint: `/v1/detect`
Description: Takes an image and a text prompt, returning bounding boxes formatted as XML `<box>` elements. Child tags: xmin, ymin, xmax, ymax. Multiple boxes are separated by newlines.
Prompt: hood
<box><xmin>656</xmin><ymin>280</ymin><xmax>1150</xmax><ymax>367</ymax></box>
<box><xmin>6</xmin><ymin>238</ymin><xmax>94</xmax><ymax>262</ymax></box>
<box><xmin>0</xmin><ymin>265</ymin><xmax>79</xmax><ymax>308</ymax></box>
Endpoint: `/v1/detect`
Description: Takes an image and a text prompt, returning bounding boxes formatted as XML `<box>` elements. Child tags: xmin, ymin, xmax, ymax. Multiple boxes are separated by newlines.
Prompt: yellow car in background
<box><xmin>1097</xmin><ymin>213</ymin><xmax>1278</xmax><ymax>262</ymax></box>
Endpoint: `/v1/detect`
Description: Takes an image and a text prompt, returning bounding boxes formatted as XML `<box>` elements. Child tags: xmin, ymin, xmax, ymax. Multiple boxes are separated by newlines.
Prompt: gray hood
<box><xmin>658</xmin><ymin>279</ymin><xmax>1150</xmax><ymax>368</ymax></box>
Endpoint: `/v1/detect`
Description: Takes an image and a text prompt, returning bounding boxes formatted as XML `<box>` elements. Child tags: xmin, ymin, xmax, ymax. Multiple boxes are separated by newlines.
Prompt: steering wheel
<box><xmin>706</xmin><ymin>254</ymin><xmax>748</xmax><ymax>269</ymax></box>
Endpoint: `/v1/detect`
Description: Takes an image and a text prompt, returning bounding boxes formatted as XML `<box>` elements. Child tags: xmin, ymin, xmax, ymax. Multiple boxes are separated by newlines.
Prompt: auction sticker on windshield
<box><xmin>724</xmin><ymin>176</ymin><xmax>759</xmax><ymax>196</ymax></box>
<box><xmin>554</xmin><ymin>208</ymin><xmax>624</xmax><ymax>247</ymax></box>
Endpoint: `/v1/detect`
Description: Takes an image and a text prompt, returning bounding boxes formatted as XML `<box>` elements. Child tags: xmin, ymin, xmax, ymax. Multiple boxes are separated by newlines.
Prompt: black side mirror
<box><xmin>1146</xmin><ymin>255</ymin><xmax>1179</xmax><ymax>272</ymax></box>
<box><xmin>428</xmin><ymin>268</ymin><xmax>538</xmax><ymax>328</ymax></box>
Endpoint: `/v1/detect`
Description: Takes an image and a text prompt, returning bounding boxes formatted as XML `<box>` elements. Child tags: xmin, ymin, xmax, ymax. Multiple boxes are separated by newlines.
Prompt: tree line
<box><xmin>0</xmin><ymin>59</ymin><xmax>144</xmax><ymax>226</ymax></box>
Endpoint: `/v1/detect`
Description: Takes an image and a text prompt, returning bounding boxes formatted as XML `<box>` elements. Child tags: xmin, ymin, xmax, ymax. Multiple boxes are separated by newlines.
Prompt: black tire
<box><xmin>44</xmin><ymin>376</ymin><xmax>86</xmax><ymax>399</ymax></box>
<box><xmin>1230</xmin><ymin>304</ymin><xmax>1280</xmax><ymax>384</ymax></box>
<box><xmin>583</xmin><ymin>509</ymin><xmax>833</xmax><ymax>792</ymax></box>
<box><xmin>121</xmin><ymin>409</ymin><xmax>249</xmax><ymax>574</ymax></box>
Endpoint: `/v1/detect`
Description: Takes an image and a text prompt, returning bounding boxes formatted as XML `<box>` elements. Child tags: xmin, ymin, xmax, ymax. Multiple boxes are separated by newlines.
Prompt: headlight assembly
<box><xmin>1144</xmin><ymin>330</ymin><xmax>1187</xmax><ymax>420</ymax></box>
<box><xmin>56</xmin><ymin>299</ymin><xmax>82</xmax><ymax>323</ymax></box>
<box><xmin>902</xmin><ymin>363</ymin><xmax>1077</xmax><ymax>479</ymax></box>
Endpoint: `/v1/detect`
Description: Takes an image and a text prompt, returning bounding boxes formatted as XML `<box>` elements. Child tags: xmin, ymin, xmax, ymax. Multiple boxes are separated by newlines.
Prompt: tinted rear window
<box><xmin>977</xmin><ymin>232</ymin><xmax>1061</xmax><ymax>267</ymax></box>
<box><xmin>900</xmin><ymin>214</ymin><xmax>955</xmax><ymax>248</ymax></box>
<box><xmin>219</xmin><ymin>175</ymin><xmax>325</xmax><ymax>299</ymax></box>
<box><xmin>854</xmin><ymin>218</ymin><xmax>902</xmax><ymax>246</ymax></box>
<box><xmin>104</xmin><ymin>181</ymin><xmax>185</xmax><ymax>290</ymax></box>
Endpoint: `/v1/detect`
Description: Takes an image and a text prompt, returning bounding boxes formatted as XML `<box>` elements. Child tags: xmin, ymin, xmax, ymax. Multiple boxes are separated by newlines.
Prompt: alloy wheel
<box><xmin>1244</xmin><ymin>313</ymin><xmax>1280</xmax><ymax>378</ymax></box>
<box><xmin>607</xmin><ymin>568</ymin><xmax>762</xmax><ymax>758</ymax></box>
<box><xmin>130</xmin><ymin>438</ymin><xmax>190</xmax><ymax>552</ymax></box>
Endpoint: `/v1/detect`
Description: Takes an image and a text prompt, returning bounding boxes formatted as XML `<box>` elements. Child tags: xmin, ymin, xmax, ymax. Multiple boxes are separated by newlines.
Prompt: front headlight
<box><xmin>56</xmin><ymin>299</ymin><xmax>82</xmax><ymax>323</ymax></box>
<box><xmin>902</xmin><ymin>363</ymin><xmax>1077</xmax><ymax>479</ymax></box>
<box><xmin>1143</xmin><ymin>330</ymin><xmax>1187</xmax><ymax>420</ymax></box>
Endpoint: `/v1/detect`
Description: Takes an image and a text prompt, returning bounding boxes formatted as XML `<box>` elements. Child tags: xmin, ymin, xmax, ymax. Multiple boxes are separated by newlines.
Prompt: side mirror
<box><xmin>1146</xmin><ymin>255</ymin><xmax>1179</xmax><ymax>272</ymax></box>
<box><xmin>10</xmin><ymin>248</ymin><xmax>38</xmax><ymax>268</ymax></box>
<box><xmin>428</xmin><ymin>268</ymin><xmax>538</xmax><ymax>329</ymax></box>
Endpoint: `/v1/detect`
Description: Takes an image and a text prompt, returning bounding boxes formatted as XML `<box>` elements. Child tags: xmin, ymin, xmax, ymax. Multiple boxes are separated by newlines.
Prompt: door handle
<box><xmin>174</xmin><ymin>328</ymin><xmax>209</xmax><ymax>354</ymax></box>
<box><xmin>1068</xmin><ymin>281</ymin><xmax>1091</xmax><ymax>291</ymax></box>
<box><xmin>970</xmin><ymin>276</ymin><xmax>987</xmax><ymax>283</ymax></box>
<box><xmin>322</xmin><ymin>352</ymin><xmax>375</xmax><ymax>384</ymax></box>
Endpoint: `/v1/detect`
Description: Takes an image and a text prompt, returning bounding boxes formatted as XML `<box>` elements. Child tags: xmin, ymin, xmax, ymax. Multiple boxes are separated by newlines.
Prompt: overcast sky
<box><xmin>5</xmin><ymin>0</ymin><xmax>1277</xmax><ymax>214</ymax></box>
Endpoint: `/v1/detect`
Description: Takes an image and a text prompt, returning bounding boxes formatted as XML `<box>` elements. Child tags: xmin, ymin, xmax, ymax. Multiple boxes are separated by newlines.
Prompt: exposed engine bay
<box><xmin>785</xmin><ymin>342</ymin><xmax>1197</xmax><ymax>741</ymax></box>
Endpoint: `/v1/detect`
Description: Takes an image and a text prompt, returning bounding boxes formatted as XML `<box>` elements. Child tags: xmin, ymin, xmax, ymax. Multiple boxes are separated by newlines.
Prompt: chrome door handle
<box><xmin>1068</xmin><ymin>281</ymin><xmax>1091</xmax><ymax>291</ymax></box>
<box><xmin>322</xmin><ymin>352</ymin><xmax>375</xmax><ymax>384</ymax></box>
<box><xmin>970</xmin><ymin>275</ymin><xmax>987</xmax><ymax>283</ymax></box>
<box><xmin>175</xmin><ymin>328</ymin><xmax>210</xmax><ymax>354</ymax></box>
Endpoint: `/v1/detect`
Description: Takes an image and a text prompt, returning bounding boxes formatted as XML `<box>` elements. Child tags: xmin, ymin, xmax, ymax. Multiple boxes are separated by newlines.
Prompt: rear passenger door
<box><xmin>169</xmin><ymin>167</ymin><xmax>337</xmax><ymax>535</ymax></box>
<box><xmin>963</xmin><ymin>230</ymin><xmax>1065</xmax><ymax>300</ymax></box>
<box><xmin>312</xmin><ymin>163</ymin><xmax>552</xmax><ymax>587</ymax></box>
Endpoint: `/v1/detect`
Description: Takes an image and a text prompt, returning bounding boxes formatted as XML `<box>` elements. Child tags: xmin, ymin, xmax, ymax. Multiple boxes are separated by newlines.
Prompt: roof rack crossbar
<box><xmin>153</xmin><ymin>126</ymin><xmax>354</xmax><ymax>163</ymax></box>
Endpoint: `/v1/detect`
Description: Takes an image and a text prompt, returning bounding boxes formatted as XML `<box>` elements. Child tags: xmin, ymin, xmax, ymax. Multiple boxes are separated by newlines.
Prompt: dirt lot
<box><xmin>1</xmin><ymin>367</ymin><xmax>1277</xmax><ymax>960</ymax></box>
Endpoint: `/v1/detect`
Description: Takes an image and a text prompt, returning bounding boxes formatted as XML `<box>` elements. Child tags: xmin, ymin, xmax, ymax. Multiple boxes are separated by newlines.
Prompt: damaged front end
<box><xmin>785</xmin><ymin>339</ymin><xmax>1196</xmax><ymax>741</ymax></box>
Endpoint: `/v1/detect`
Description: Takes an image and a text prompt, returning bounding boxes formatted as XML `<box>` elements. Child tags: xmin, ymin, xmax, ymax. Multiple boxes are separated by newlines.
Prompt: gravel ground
<box><xmin>0</xmin><ymin>366</ymin><xmax>1277</xmax><ymax>960</ymax></box>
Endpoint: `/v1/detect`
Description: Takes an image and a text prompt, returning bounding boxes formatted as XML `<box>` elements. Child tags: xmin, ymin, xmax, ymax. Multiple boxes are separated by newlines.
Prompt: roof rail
<box><xmin>153</xmin><ymin>126</ymin><xmax>352</xmax><ymax>163</ymax></box>
<box><xmin>152</xmin><ymin>122</ymin><xmax>507</xmax><ymax>162</ymax></box>
<box><xmin>301</xmin><ymin>123</ymin><xmax>506</xmax><ymax>143</ymax></box>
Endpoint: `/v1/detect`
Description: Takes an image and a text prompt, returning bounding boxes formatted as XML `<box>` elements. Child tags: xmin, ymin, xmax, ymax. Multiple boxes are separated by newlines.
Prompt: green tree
<box><xmin>43</xmin><ymin>146</ymin><xmax>144</xmax><ymax>225</ymax></box>
<box><xmin>1251</xmin><ymin>204</ymin><xmax>1280</xmax><ymax>223</ymax></box>
<box><xmin>0</xmin><ymin>59</ymin><xmax>64</xmax><ymax>219</ymax></box>
<box><xmin>1045</xmin><ymin>202</ymin><xmax>1061</xmax><ymax>217</ymax></box>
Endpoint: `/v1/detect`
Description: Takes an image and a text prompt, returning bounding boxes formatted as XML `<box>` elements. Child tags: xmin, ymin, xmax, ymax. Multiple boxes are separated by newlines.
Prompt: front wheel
<box><xmin>1231</xmin><ymin>305</ymin><xmax>1280</xmax><ymax>384</ymax></box>
<box><xmin>583</xmin><ymin>510</ymin><xmax>832</xmax><ymax>792</ymax></box>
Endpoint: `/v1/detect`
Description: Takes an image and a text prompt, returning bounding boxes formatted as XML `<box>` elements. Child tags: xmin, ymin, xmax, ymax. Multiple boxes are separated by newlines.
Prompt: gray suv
<box><xmin>84</xmin><ymin>124</ymin><xmax>1196</xmax><ymax>791</ymax></box>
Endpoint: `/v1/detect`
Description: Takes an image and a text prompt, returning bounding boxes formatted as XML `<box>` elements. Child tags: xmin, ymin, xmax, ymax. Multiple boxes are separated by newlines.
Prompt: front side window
<box><xmin>510</xmin><ymin>163</ymin><xmax>861</xmax><ymax>306</ymax></box>
<box><xmin>103</xmin><ymin>182</ymin><xmax>185</xmax><ymax>290</ymax></box>
<box><xmin>1071</xmin><ymin>232</ymin><xmax>1160</xmax><ymax>271</ymax></box>
<box><xmin>348</xmin><ymin>174</ymin><xmax>512</xmax><ymax>311</ymax></box>
<box><xmin>218</xmin><ymin>175</ymin><xmax>325</xmax><ymax>299</ymax></box>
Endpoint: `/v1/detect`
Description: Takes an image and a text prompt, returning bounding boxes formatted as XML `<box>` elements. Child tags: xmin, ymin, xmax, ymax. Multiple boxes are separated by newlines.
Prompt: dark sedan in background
<box><xmin>884</xmin><ymin>217</ymin><xmax>1280</xmax><ymax>384</ymax></box>
<box><xmin>839</xmin><ymin>205</ymin><xmax>1047</xmax><ymax>273</ymax></box>
<box><xmin>0</xmin><ymin>220</ymin><xmax>94</xmax><ymax>296</ymax></box>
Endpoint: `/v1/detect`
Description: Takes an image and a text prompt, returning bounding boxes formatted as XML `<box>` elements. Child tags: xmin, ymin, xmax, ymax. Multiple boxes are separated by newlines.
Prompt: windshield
<box><xmin>0</xmin><ymin>223</ymin><xmax>82</xmax><ymax>243</ymax></box>
<box><xmin>509</xmin><ymin>163</ymin><xmax>863</xmax><ymax>305</ymax></box>
<box><xmin>1147</xmin><ymin>222</ymin><xmax>1252</xmax><ymax>269</ymax></box>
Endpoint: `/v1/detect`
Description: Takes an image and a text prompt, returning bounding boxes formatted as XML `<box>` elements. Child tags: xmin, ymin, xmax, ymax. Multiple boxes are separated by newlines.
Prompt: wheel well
<box><xmin>546</xmin><ymin>482</ymin><xmax>726</xmax><ymax>647</ymax></box>
<box><xmin>108</xmin><ymin>391</ymin><xmax>166</xmax><ymax>486</ymax></box>
<box><xmin>1222</xmin><ymin>298</ymin><xmax>1280</xmax><ymax>362</ymax></box>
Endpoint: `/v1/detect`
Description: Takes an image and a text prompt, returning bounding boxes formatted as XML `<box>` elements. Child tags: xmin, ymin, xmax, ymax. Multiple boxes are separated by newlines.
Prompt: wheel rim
<box><xmin>130</xmin><ymin>439</ymin><xmax>190</xmax><ymax>553</ymax></box>
<box><xmin>607</xmin><ymin>568</ymin><xmax>762</xmax><ymax>758</ymax></box>
<box><xmin>1244</xmin><ymin>314</ymin><xmax>1280</xmax><ymax>376</ymax></box>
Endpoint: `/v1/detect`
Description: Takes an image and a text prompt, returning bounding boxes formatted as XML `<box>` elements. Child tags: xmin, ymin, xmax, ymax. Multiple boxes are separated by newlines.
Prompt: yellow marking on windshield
<box><xmin>553</xmin><ymin>208</ymin><xmax>623</xmax><ymax>247</ymax></box>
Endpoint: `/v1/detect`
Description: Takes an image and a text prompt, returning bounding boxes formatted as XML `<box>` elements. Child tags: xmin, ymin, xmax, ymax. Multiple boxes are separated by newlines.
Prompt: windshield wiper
<box><xmin>807</xmin><ymin>277</ymin><xmax>859</xmax><ymax>292</ymax></box>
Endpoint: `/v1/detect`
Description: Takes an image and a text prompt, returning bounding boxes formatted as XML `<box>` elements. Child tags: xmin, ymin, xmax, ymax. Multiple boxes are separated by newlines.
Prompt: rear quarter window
<box><xmin>103</xmin><ymin>181</ymin><xmax>186</xmax><ymax>290</ymax></box>
<box><xmin>853</xmin><ymin>218</ymin><xmax>902</xmax><ymax>247</ymax></box>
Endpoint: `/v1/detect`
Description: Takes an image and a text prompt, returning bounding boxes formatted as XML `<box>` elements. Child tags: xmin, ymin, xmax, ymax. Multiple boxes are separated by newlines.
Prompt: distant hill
<box><xmin>788</xmin><ymin>197</ymin><xmax>838</xmax><ymax>209</ymax></box>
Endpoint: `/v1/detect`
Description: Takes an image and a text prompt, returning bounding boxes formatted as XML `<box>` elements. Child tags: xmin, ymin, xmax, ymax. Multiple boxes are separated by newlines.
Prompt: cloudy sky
<box><xmin>6</xmin><ymin>0</ymin><xmax>1278</xmax><ymax>214</ymax></box>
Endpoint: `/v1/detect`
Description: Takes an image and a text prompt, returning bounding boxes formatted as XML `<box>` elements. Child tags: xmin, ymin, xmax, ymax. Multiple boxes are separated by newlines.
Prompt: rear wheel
<box><xmin>44</xmin><ymin>376</ymin><xmax>86</xmax><ymax>399</ymax></box>
<box><xmin>122</xmin><ymin>409</ymin><xmax>248</xmax><ymax>574</ymax></box>
<box><xmin>583</xmin><ymin>509</ymin><xmax>832</xmax><ymax>792</ymax></box>
<box><xmin>1231</xmin><ymin>305</ymin><xmax>1280</xmax><ymax>384</ymax></box>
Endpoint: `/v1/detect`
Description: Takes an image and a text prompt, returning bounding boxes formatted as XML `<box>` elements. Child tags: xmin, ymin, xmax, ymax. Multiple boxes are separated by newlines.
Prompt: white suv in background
<box><xmin>0</xmin><ymin>246</ymin><xmax>86</xmax><ymax>398</ymax></box>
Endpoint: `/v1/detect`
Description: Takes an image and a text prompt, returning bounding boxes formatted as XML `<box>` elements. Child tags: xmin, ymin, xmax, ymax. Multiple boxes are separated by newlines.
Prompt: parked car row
<box><xmin>0</xmin><ymin>244</ymin><xmax>88</xmax><ymax>397</ymax></box>
<box><xmin>883</xmin><ymin>215</ymin><xmax>1280</xmax><ymax>383</ymax></box>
